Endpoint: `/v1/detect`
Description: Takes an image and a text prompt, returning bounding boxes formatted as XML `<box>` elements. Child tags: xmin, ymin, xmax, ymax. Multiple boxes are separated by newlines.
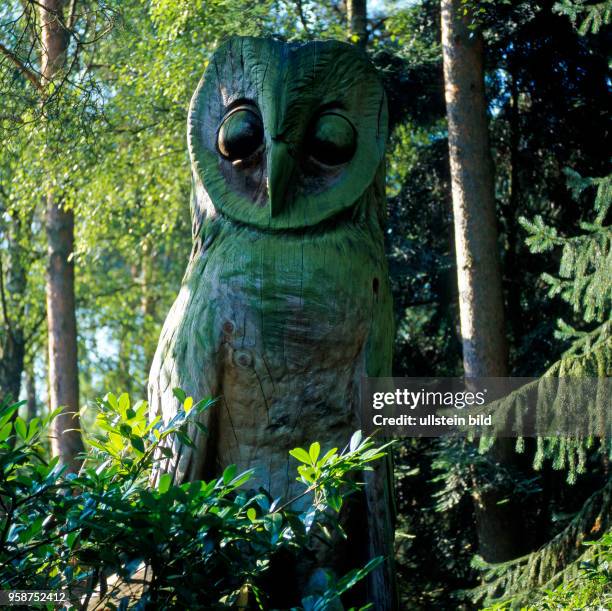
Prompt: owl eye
<box><xmin>307</xmin><ymin>112</ymin><xmax>357</xmax><ymax>166</ymax></box>
<box><xmin>217</xmin><ymin>106</ymin><xmax>264</xmax><ymax>161</ymax></box>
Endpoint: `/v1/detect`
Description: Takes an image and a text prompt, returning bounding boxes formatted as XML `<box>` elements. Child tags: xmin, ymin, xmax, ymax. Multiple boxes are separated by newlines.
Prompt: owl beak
<box><xmin>267</xmin><ymin>139</ymin><xmax>296</xmax><ymax>218</ymax></box>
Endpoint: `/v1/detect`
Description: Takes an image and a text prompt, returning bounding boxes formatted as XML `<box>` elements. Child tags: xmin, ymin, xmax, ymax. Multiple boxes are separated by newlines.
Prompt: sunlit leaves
<box><xmin>14</xmin><ymin>417</ymin><xmax>27</xmax><ymax>440</ymax></box>
<box><xmin>288</xmin><ymin>446</ymin><xmax>311</xmax><ymax>464</ymax></box>
<box><xmin>0</xmin><ymin>392</ymin><xmax>387</xmax><ymax>608</ymax></box>
<box><xmin>157</xmin><ymin>471</ymin><xmax>172</xmax><ymax>493</ymax></box>
<box><xmin>290</xmin><ymin>433</ymin><xmax>393</xmax><ymax>520</ymax></box>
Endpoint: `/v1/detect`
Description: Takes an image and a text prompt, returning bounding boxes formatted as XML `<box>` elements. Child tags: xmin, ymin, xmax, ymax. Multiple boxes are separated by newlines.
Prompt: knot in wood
<box><xmin>233</xmin><ymin>349</ymin><xmax>253</xmax><ymax>369</ymax></box>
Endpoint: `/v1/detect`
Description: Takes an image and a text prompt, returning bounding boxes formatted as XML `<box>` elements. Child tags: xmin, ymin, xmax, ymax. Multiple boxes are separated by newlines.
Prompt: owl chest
<box><xmin>187</xmin><ymin>235</ymin><xmax>379</xmax><ymax>473</ymax></box>
<box><xmin>194</xmin><ymin>235</ymin><xmax>380</xmax><ymax>379</ymax></box>
<box><xmin>170</xmin><ymin>228</ymin><xmax>389</xmax><ymax>485</ymax></box>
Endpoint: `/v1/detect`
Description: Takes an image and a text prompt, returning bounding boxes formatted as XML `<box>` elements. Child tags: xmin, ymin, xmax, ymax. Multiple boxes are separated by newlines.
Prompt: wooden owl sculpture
<box><xmin>149</xmin><ymin>37</ymin><xmax>395</xmax><ymax>608</ymax></box>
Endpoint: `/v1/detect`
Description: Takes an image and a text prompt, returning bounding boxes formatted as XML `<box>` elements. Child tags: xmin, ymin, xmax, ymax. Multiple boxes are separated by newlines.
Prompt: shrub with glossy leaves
<box><xmin>0</xmin><ymin>393</ymin><xmax>390</xmax><ymax>610</ymax></box>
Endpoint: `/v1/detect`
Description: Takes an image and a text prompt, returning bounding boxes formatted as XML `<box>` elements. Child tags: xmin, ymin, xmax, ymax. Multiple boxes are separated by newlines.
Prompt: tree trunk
<box><xmin>25</xmin><ymin>364</ymin><xmax>37</xmax><ymax>420</ymax></box>
<box><xmin>0</xmin><ymin>286</ymin><xmax>25</xmax><ymax>403</ymax></box>
<box><xmin>505</xmin><ymin>67</ymin><xmax>524</xmax><ymax>346</ymax></box>
<box><xmin>0</xmin><ymin>211</ymin><xmax>28</xmax><ymax>452</ymax></box>
<box><xmin>0</xmin><ymin>329</ymin><xmax>24</xmax><ymax>405</ymax></box>
<box><xmin>441</xmin><ymin>0</ymin><xmax>522</xmax><ymax>562</ymax></box>
<box><xmin>347</xmin><ymin>0</ymin><xmax>368</xmax><ymax>48</ymax></box>
<box><xmin>141</xmin><ymin>240</ymin><xmax>157</xmax><ymax>394</ymax></box>
<box><xmin>40</xmin><ymin>0</ymin><xmax>84</xmax><ymax>470</ymax></box>
<box><xmin>441</xmin><ymin>0</ymin><xmax>507</xmax><ymax>378</ymax></box>
<box><xmin>0</xmin><ymin>216</ymin><xmax>28</xmax><ymax>404</ymax></box>
<box><xmin>46</xmin><ymin>195</ymin><xmax>83</xmax><ymax>469</ymax></box>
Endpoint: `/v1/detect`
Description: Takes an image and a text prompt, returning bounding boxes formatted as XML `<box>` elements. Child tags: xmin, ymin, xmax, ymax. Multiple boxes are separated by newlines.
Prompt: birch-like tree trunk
<box><xmin>441</xmin><ymin>0</ymin><xmax>522</xmax><ymax>562</ymax></box>
<box><xmin>441</xmin><ymin>0</ymin><xmax>507</xmax><ymax>378</ymax></box>
<box><xmin>40</xmin><ymin>0</ymin><xmax>84</xmax><ymax>470</ymax></box>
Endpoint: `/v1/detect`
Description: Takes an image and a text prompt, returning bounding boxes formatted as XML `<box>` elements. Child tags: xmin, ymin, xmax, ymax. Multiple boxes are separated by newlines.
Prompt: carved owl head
<box><xmin>188</xmin><ymin>36</ymin><xmax>388</xmax><ymax>232</ymax></box>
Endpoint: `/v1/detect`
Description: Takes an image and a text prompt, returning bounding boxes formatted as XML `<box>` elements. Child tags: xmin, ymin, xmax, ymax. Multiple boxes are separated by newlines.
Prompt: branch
<box><xmin>25</xmin><ymin>0</ymin><xmax>60</xmax><ymax>16</ymax></box>
<box><xmin>295</xmin><ymin>0</ymin><xmax>312</xmax><ymax>38</ymax></box>
<box><xmin>66</xmin><ymin>0</ymin><xmax>77</xmax><ymax>30</ymax></box>
<box><xmin>0</xmin><ymin>114</ymin><xmax>25</xmax><ymax>125</ymax></box>
<box><xmin>370</xmin><ymin>16</ymin><xmax>388</xmax><ymax>32</ymax></box>
<box><xmin>0</xmin><ymin>40</ymin><xmax>43</xmax><ymax>93</ymax></box>
<box><xmin>23</xmin><ymin>313</ymin><xmax>46</xmax><ymax>347</ymax></box>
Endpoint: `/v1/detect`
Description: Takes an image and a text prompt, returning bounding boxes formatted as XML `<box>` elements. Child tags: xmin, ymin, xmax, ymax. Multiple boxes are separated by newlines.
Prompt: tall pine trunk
<box><xmin>441</xmin><ymin>0</ymin><xmax>506</xmax><ymax>377</ymax></box>
<box><xmin>40</xmin><ymin>0</ymin><xmax>83</xmax><ymax>470</ymax></box>
<box><xmin>441</xmin><ymin>0</ymin><xmax>522</xmax><ymax>562</ymax></box>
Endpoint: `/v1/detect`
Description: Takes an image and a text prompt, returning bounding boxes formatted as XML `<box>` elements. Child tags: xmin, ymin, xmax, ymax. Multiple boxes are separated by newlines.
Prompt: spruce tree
<box><xmin>475</xmin><ymin>170</ymin><xmax>611</xmax><ymax>605</ymax></box>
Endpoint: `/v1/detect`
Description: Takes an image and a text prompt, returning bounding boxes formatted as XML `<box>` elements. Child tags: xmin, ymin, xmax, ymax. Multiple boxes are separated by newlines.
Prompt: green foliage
<box><xmin>531</xmin><ymin>533</ymin><xmax>612</xmax><ymax>610</ymax></box>
<box><xmin>1</xmin><ymin>0</ymin><xmax>610</xmax><ymax>608</ymax></box>
<box><xmin>470</xmin><ymin>171</ymin><xmax>612</xmax><ymax>606</ymax></box>
<box><xmin>417</xmin><ymin>169</ymin><xmax>611</xmax><ymax>608</ymax></box>
<box><xmin>0</xmin><ymin>395</ymin><xmax>387</xmax><ymax>609</ymax></box>
<box><xmin>520</xmin><ymin>172</ymin><xmax>611</xmax><ymax>327</ymax></box>
<box><xmin>383</xmin><ymin>0</ymin><xmax>610</xmax><ymax>607</ymax></box>
<box><xmin>476</xmin><ymin>172</ymin><xmax>612</xmax><ymax>487</ymax></box>
<box><xmin>554</xmin><ymin>0</ymin><xmax>612</xmax><ymax>34</ymax></box>
<box><xmin>290</xmin><ymin>431</ymin><xmax>392</xmax><ymax>514</ymax></box>
<box><xmin>479</xmin><ymin>530</ymin><xmax>612</xmax><ymax>610</ymax></box>
<box><xmin>431</xmin><ymin>439</ymin><xmax>541</xmax><ymax>514</ymax></box>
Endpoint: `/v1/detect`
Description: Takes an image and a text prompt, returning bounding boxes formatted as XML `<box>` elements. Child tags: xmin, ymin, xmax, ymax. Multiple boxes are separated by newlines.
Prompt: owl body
<box><xmin>148</xmin><ymin>36</ymin><xmax>396</xmax><ymax>608</ymax></box>
<box><xmin>150</xmin><ymin>198</ymin><xmax>392</xmax><ymax>498</ymax></box>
